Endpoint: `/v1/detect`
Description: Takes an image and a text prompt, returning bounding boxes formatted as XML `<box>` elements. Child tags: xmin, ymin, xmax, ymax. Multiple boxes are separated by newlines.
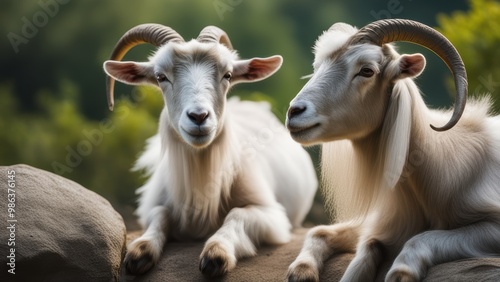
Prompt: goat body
<box><xmin>136</xmin><ymin>98</ymin><xmax>316</xmax><ymax>239</ymax></box>
<box><xmin>286</xmin><ymin>20</ymin><xmax>500</xmax><ymax>281</ymax></box>
<box><xmin>103</xmin><ymin>25</ymin><xmax>317</xmax><ymax>277</ymax></box>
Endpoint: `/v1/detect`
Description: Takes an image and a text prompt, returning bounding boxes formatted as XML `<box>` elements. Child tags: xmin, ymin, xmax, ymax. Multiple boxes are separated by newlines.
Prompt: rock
<box><xmin>0</xmin><ymin>164</ymin><xmax>126</xmax><ymax>282</ymax></box>
<box><xmin>121</xmin><ymin>228</ymin><xmax>500</xmax><ymax>281</ymax></box>
<box><xmin>121</xmin><ymin>229</ymin><xmax>318</xmax><ymax>282</ymax></box>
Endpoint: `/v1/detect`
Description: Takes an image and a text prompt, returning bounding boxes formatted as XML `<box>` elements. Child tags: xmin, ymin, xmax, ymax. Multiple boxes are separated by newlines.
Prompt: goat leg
<box><xmin>124</xmin><ymin>206</ymin><xmax>169</xmax><ymax>275</ymax></box>
<box><xmin>287</xmin><ymin>222</ymin><xmax>359</xmax><ymax>282</ymax></box>
<box><xmin>386</xmin><ymin>221</ymin><xmax>500</xmax><ymax>282</ymax></box>
<box><xmin>199</xmin><ymin>204</ymin><xmax>291</xmax><ymax>278</ymax></box>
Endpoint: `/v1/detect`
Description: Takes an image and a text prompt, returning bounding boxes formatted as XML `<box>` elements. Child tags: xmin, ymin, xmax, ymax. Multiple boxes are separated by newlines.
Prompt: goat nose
<box><xmin>187</xmin><ymin>111</ymin><xmax>209</xmax><ymax>125</ymax></box>
<box><xmin>288</xmin><ymin>103</ymin><xmax>307</xmax><ymax>119</ymax></box>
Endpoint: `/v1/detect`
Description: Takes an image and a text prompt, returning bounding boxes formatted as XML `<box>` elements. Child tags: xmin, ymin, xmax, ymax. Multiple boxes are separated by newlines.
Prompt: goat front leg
<box><xmin>339</xmin><ymin>237</ymin><xmax>386</xmax><ymax>282</ymax></box>
<box><xmin>124</xmin><ymin>206</ymin><xmax>169</xmax><ymax>275</ymax></box>
<box><xmin>199</xmin><ymin>204</ymin><xmax>291</xmax><ymax>278</ymax></box>
<box><xmin>386</xmin><ymin>221</ymin><xmax>500</xmax><ymax>282</ymax></box>
<box><xmin>287</xmin><ymin>222</ymin><xmax>359</xmax><ymax>282</ymax></box>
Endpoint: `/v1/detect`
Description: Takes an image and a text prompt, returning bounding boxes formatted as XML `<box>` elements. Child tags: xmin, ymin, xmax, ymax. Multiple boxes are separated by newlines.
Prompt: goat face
<box><xmin>286</xmin><ymin>25</ymin><xmax>426</xmax><ymax>145</ymax></box>
<box><xmin>153</xmin><ymin>42</ymin><xmax>233</xmax><ymax>148</ymax></box>
<box><xmin>104</xmin><ymin>40</ymin><xmax>282</xmax><ymax>149</ymax></box>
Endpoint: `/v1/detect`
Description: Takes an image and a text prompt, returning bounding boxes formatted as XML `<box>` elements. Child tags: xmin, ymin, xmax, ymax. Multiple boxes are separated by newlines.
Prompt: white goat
<box><xmin>286</xmin><ymin>19</ymin><xmax>500</xmax><ymax>282</ymax></box>
<box><xmin>102</xmin><ymin>24</ymin><xmax>317</xmax><ymax>278</ymax></box>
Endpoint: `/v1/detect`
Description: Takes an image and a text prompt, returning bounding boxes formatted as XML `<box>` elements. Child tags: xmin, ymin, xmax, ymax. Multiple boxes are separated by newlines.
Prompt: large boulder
<box><xmin>0</xmin><ymin>164</ymin><xmax>126</xmax><ymax>282</ymax></box>
<box><xmin>121</xmin><ymin>229</ymin><xmax>500</xmax><ymax>281</ymax></box>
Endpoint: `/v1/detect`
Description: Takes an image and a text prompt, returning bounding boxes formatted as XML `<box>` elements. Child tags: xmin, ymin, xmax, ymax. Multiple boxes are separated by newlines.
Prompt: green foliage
<box><xmin>437</xmin><ymin>0</ymin><xmax>500</xmax><ymax>112</ymax></box>
<box><xmin>0</xmin><ymin>84</ymin><xmax>162</xmax><ymax>212</ymax></box>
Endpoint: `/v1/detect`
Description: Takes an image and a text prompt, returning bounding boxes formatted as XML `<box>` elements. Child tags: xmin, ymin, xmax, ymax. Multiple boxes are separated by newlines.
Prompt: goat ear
<box><xmin>103</xmin><ymin>61</ymin><xmax>157</xmax><ymax>85</ymax></box>
<box><xmin>231</xmin><ymin>55</ymin><xmax>283</xmax><ymax>84</ymax></box>
<box><xmin>396</xmin><ymin>54</ymin><xmax>426</xmax><ymax>79</ymax></box>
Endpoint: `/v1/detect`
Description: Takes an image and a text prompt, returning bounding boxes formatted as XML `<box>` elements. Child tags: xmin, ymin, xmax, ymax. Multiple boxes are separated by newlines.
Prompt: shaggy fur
<box><xmin>286</xmin><ymin>22</ymin><xmax>500</xmax><ymax>282</ymax></box>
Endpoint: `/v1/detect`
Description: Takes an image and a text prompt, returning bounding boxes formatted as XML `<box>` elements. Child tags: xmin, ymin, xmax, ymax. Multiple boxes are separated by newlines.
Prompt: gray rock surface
<box><xmin>0</xmin><ymin>164</ymin><xmax>126</xmax><ymax>282</ymax></box>
<box><xmin>122</xmin><ymin>229</ymin><xmax>500</xmax><ymax>281</ymax></box>
<box><xmin>2</xmin><ymin>164</ymin><xmax>498</xmax><ymax>281</ymax></box>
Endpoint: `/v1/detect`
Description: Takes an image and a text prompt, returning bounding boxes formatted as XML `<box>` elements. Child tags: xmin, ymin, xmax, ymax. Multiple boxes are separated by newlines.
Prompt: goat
<box><xmin>102</xmin><ymin>24</ymin><xmax>317</xmax><ymax>278</ymax></box>
<box><xmin>285</xmin><ymin>19</ymin><xmax>500</xmax><ymax>282</ymax></box>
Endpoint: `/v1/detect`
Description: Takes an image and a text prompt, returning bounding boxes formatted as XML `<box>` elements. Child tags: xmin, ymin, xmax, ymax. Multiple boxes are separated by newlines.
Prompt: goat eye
<box><xmin>358</xmin><ymin>68</ymin><xmax>375</xmax><ymax>78</ymax></box>
<box><xmin>223</xmin><ymin>72</ymin><xmax>232</xmax><ymax>81</ymax></box>
<box><xmin>155</xmin><ymin>73</ymin><xmax>168</xmax><ymax>82</ymax></box>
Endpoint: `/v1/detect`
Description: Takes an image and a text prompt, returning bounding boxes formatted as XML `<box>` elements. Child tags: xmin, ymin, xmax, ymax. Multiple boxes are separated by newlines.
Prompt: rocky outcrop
<box><xmin>0</xmin><ymin>164</ymin><xmax>126</xmax><ymax>282</ymax></box>
<box><xmin>122</xmin><ymin>229</ymin><xmax>500</xmax><ymax>281</ymax></box>
<box><xmin>2</xmin><ymin>164</ymin><xmax>499</xmax><ymax>281</ymax></box>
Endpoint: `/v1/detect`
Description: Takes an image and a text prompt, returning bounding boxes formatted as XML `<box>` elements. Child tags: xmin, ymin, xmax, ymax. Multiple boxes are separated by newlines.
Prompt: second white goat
<box><xmin>103</xmin><ymin>24</ymin><xmax>317</xmax><ymax>278</ymax></box>
<box><xmin>286</xmin><ymin>19</ymin><xmax>500</xmax><ymax>282</ymax></box>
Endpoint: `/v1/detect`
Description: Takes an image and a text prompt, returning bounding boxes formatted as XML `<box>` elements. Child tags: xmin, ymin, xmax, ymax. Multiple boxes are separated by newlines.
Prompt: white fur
<box><xmin>287</xmin><ymin>22</ymin><xmax>500</xmax><ymax>282</ymax></box>
<box><xmin>136</xmin><ymin>98</ymin><xmax>317</xmax><ymax>237</ymax></box>
<box><xmin>104</xmin><ymin>32</ymin><xmax>318</xmax><ymax>276</ymax></box>
<box><xmin>313</xmin><ymin>23</ymin><xmax>358</xmax><ymax>70</ymax></box>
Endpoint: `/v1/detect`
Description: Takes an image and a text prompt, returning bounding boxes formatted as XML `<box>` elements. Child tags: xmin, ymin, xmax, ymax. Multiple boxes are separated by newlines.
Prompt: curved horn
<box><xmin>106</xmin><ymin>24</ymin><xmax>184</xmax><ymax>111</ymax></box>
<box><xmin>352</xmin><ymin>19</ymin><xmax>467</xmax><ymax>131</ymax></box>
<box><xmin>197</xmin><ymin>26</ymin><xmax>233</xmax><ymax>49</ymax></box>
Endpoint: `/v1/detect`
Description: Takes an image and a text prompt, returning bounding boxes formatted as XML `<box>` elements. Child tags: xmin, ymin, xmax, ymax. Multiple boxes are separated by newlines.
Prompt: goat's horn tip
<box><xmin>429</xmin><ymin>123</ymin><xmax>449</xmax><ymax>132</ymax></box>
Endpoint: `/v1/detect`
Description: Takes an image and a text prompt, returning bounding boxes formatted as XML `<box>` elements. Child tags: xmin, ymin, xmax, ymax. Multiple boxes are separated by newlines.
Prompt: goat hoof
<box><xmin>199</xmin><ymin>256</ymin><xmax>228</xmax><ymax>278</ymax></box>
<box><xmin>386</xmin><ymin>269</ymin><xmax>418</xmax><ymax>282</ymax></box>
<box><xmin>287</xmin><ymin>262</ymin><xmax>319</xmax><ymax>282</ymax></box>
<box><xmin>124</xmin><ymin>241</ymin><xmax>157</xmax><ymax>275</ymax></box>
<box><xmin>124</xmin><ymin>252</ymin><xmax>154</xmax><ymax>275</ymax></box>
<box><xmin>199</xmin><ymin>242</ymin><xmax>235</xmax><ymax>278</ymax></box>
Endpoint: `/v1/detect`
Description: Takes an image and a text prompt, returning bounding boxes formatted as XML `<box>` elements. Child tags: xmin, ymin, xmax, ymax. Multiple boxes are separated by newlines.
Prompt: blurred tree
<box><xmin>437</xmin><ymin>0</ymin><xmax>500</xmax><ymax>112</ymax></box>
